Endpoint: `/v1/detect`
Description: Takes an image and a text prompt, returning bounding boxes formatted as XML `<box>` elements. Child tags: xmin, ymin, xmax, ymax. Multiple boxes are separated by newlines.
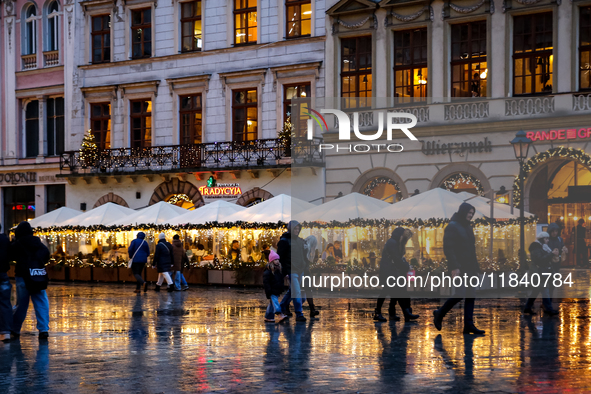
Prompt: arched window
<box><xmin>440</xmin><ymin>172</ymin><xmax>484</xmax><ymax>195</ymax></box>
<box><xmin>362</xmin><ymin>176</ymin><xmax>402</xmax><ymax>203</ymax></box>
<box><xmin>46</xmin><ymin>0</ymin><xmax>59</xmax><ymax>52</ymax></box>
<box><xmin>24</xmin><ymin>4</ymin><xmax>38</xmax><ymax>55</ymax></box>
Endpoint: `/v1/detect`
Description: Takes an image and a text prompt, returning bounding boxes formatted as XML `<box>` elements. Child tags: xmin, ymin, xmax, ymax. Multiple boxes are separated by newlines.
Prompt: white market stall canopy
<box><xmin>109</xmin><ymin>201</ymin><xmax>187</xmax><ymax>226</ymax></box>
<box><xmin>168</xmin><ymin>200</ymin><xmax>246</xmax><ymax>225</ymax></box>
<box><xmin>298</xmin><ymin>192</ymin><xmax>391</xmax><ymax>223</ymax></box>
<box><xmin>62</xmin><ymin>202</ymin><xmax>136</xmax><ymax>227</ymax></box>
<box><xmin>455</xmin><ymin>191</ymin><xmax>532</xmax><ymax>218</ymax></box>
<box><xmin>369</xmin><ymin>188</ymin><xmax>491</xmax><ymax>221</ymax></box>
<box><xmin>230</xmin><ymin>194</ymin><xmax>316</xmax><ymax>223</ymax></box>
<box><xmin>28</xmin><ymin>207</ymin><xmax>82</xmax><ymax>229</ymax></box>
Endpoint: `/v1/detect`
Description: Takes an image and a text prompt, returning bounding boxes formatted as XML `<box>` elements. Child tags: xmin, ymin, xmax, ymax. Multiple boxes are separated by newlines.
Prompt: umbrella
<box><xmin>28</xmin><ymin>207</ymin><xmax>82</xmax><ymax>229</ymax></box>
<box><xmin>108</xmin><ymin>201</ymin><xmax>187</xmax><ymax>226</ymax></box>
<box><xmin>62</xmin><ymin>202</ymin><xmax>136</xmax><ymax>227</ymax></box>
<box><xmin>168</xmin><ymin>200</ymin><xmax>246</xmax><ymax>225</ymax></box>
<box><xmin>230</xmin><ymin>194</ymin><xmax>316</xmax><ymax>223</ymax></box>
<box><xmin>369</xmin><ymin>188</ymin><xmax>490</xmax><ymax>221</ymax></box>
<box><xmin>298</xmin><ymin>192</ymin><xmax>391</xmax><ymax>223</ymax></box>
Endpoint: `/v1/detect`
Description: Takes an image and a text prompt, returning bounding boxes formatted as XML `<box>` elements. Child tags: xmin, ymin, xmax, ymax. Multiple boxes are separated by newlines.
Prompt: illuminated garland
<box><xmin>363</xmin><ymin>177</ymin><xmax>403</xmax><ymax>202</ymax></box>
<box><xmin>167</xmin><ymin>193</ymin><xmax>191</xmax><ymax>206</ymax></box>
<box><xmin>441</xmin><ymin>172</ymin><xmax>484</xmax><ymax>195</ymax></box>
<box><xmin>513</xmin><ymin>146</ymin><xmax>591</xmax><ymax>206</ymax></box>
<box><xmin>301</xmin><ymin>216</ymin><xmax>537</xmax><ymax>229</ymax></box>
<box><xmin>36</xmin><ymin>221</ymin><xmax>288</xmax><ymax>233</ymax></box>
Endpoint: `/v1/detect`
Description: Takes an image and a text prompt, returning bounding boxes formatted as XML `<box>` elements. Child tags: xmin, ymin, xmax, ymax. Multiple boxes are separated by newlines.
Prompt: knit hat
<box><xmin>537</xmin><ymin>231</ymin><xmax>549</xmax><ymax>239</ymax></box>
<box><xmin>158</xmin><ymin>232</ymin><xmax>166</xmax><ymax>240</ymax></box>
<box><xmin>268</xmin><ymin>250</ymin><xmax>280</xmax><ymax>262</ymax></box>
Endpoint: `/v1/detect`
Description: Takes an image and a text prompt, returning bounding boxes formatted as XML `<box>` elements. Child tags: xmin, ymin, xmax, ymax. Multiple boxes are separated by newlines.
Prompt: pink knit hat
<box><xmin>268</xmin><ymin>250</ymin><xmax>280</xmax><ymax>262</ymax></box>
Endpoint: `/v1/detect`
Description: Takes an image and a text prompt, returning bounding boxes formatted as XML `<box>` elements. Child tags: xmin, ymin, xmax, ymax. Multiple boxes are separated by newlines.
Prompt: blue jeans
<box><xmin>12</xmin><ymin>277</ymin><xmax>50</xmax><ymax>334</ymax></box>
<box><xmin>174</xmin><ymin>271</ymin><xmax>187</xmax><ymax>289</ymax></box>
<box><xmin>0</xmin><ymin>273</ymin><xmax>12</xmax><ymax>335</ymax></box>
<box><xmin>280</xmin><ymin>274</ymin><xmax>303</xmax><ymax>316</ymax></box>
<box><xmin>525</xmin><ymin>286</ymin><xmax>553</xmax><ymax>311</ymax></box>
<box><xmin>265</xmin><ymin>295</ymin><xmax>281</xmax><ymax>319</ymax></box>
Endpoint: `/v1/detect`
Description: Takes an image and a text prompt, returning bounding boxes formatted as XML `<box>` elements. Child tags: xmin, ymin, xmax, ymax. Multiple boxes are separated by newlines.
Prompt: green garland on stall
<box><xmin>513</xmin><ymin>146</ymin><xmax>591</xmax><ymax>207</ymax></box>
<box><xmin>38</xmin><ymin>221</ymin><xmax>288</xmax><ymax>233</ymax></box>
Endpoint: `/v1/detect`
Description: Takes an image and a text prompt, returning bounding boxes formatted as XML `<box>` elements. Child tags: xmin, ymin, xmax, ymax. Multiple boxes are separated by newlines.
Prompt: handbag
<box><xmin>128</xmin><ymin>239</ymin><xmax>146</xmax><ymax>269</ymax></box>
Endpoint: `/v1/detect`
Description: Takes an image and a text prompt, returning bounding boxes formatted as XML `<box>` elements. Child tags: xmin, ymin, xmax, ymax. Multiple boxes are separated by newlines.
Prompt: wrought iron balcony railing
<box><xmin>59</xmin><ymin>138</ymin><xmax>324</xmax><ymax>175</ymax></box>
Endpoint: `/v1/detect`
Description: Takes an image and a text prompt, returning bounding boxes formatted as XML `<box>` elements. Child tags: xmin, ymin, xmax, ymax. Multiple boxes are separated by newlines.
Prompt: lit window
<box><xmin>286</xmin><ymin>0</ymin><xmax>311</xmax><ymax>38</ymax></box>
<box><xmin>234</xmin><ymin>0</ymin><xmax>257</xmax><ymax>45</ymax></box>
<box><xmin>181</xmin><ymin>1</ymin><xmax>202</xmax><ymax>52</ymax></box>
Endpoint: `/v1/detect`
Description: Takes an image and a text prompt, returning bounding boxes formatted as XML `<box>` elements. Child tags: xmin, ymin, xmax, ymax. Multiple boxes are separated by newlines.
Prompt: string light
<box><xmin>441</xmin><ymin>173</ymin><xmax>484</xmax><ymax>195</ymax></box>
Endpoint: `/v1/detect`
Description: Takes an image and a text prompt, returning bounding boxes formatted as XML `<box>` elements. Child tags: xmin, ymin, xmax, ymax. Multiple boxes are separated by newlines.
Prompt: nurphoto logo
<box><xmin>305</xmin><ymin>108</ymin><xmax>419</xmax><ymax>153</ymax></box>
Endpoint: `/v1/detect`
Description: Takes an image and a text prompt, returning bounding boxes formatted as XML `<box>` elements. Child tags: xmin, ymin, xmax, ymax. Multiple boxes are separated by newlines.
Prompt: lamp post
<box><xmin>510</xmin><ymin>130</ymin><xmax>533</xmax><ymax>268</ymax></box>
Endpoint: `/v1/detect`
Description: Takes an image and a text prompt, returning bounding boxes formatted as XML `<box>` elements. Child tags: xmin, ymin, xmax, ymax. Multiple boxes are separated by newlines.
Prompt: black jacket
<box><xmin>443</xmin><ymin>203</ymin><xmax>480</xmax><ymax>275</ymax></box>
<box><xmin>263</xmin><ymin>267</ymin><xmax>284</xmax><ymax>298</ymax></box>
<box><xmin>379</xmin><ymin>228</ymin><xmax>410</xmax><ymax>280</ymax></box>
<box><xmin>153</xmin><ymin>240</ymin><xmax>173</xmax><ymax>273</ymax></box>
<box><xmin>0</xmin><ymin>233</ymin><xmax>10</xmax><ymax>274</ymax></box>
<box><xmin>277</xmin><ymin>233</ymin><xmax>308</xmax><ymax>275</ymax></box>
<box><xmin>529</xmin><ymin>241</ymin><xmax>554</xmax><ymax>274</ymax></box>
<box><xmin>10</xmin><ymin>222</ymin><xmax>50</xmax><ymax>278</ymax></box>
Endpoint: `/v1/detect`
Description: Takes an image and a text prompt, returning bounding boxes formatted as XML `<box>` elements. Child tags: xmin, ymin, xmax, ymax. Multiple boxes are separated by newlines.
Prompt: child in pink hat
<box><xmin>262</xmin><ymin>251</ymin><xmax>287</xmax><ymax>323</ymax></box>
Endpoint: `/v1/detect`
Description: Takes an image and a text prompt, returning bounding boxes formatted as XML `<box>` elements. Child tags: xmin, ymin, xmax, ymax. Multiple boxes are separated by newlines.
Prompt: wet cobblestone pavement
<box><xmin>1</xmin><ymin>283</ymin><xmax>591</xmax><ymax>393</ymax></box>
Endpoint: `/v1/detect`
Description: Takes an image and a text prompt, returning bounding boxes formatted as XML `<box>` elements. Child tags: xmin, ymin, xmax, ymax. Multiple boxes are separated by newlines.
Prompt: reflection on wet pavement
<box><xmin>0</xmin><ymin>283</ymin><xmax>590</xmax><ymax>393</ymax></box>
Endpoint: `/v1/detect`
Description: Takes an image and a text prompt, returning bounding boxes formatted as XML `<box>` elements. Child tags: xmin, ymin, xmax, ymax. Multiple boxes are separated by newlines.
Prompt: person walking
<box><xmin>575</xmin><ymin>219</ymin><xmax>587</xmax><ymax>267</ymax></box>
<box><xmin>277</xmin><ymin>220</ymin><xmax>308</xmax><ymax>322</ymax></box>
<box><xmin>263</xmin><ymin>251</ymin><xmax>288</xmax><ymax>323</ymax></box>
<box><xmin>171</xmin><ymin>234</ymin><xmax>189</xmax><ymax>291</ymax></box>
<box><xmin>128</xmin><ymin>232</ymin><xmax>151</xmax><ymax>293</ymax></box>
<box><xmin>152</xmin><ymin>233</ymin><xmax>175</xmax><ymax>292</ymax></box>
<box><xmin>373</xmin><ymin>227</ymin><xmax>419</xmax><ymax>323</ymax></box>
<box><xmin>0</xmin><ymin>225</ymin><xmax>11</xmax><ymax>342</ymax></box>
<box><xmin>9</xmin><ymin>221</ymin><xmax>51</xmax><ymax>340</ymax></box>
<box><xmin>523</xmin><ymin>232</ymin><xmax>560</xmax><ymax>315</ymax></box>
<box><xmin>547</xmin><ymin>223</ymin><xmax>567</xmax><ymax>299</ymax></box>
<box><xmin>303</xmin><ymin>235</ymin><xmax>319</xmax><ymax>319</ymax></box>
<box><xmin>433</xmin><ymin>203</ymin><xmax>485</xmax><ymax>335</ymax></box>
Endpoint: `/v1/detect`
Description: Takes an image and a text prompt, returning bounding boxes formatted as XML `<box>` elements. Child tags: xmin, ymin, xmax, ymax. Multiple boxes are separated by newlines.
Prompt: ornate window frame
<box><xmin>82</xmin><ymin>0</ymin><xmax>114</xmax><ymax>64</ymax></box>
<box><xmin>165</xmin><ymin>74</ymin><xmax>210</xmax><ymax>144</ymax></box>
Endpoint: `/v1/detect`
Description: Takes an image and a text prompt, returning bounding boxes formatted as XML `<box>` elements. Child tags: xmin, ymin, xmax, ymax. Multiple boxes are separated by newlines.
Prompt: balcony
<box><xmin>43</xmin><ymin>50</ymin><xmax>60</xmax><ymax>67</ymax></box>
<box><xmin>58</xmin><ymin>138</ymin><xmax>324</xmax><ymax>176</ymax></box>
<box><xmin>21</xmin><ymin>54</ymin><xmax>37</xmax><ymax>70</ymax></box>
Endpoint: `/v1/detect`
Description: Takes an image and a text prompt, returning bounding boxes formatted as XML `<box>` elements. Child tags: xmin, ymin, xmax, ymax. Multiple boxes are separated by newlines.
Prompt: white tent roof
<box><xmin>168</xmin><ymin>200</ymin><xmax>246</xmax><ymax>225</ymax></box>
<box><xmin>298</xmin><ymin>192</ymin><xmax>391</xmax><ymax>222</ymax></box>
<box><xmin>108</xmin><ymin>201</ymin><xmax>188</xmax><ymax>226</ymax></box>
<box><xmin>230</xmin><ymin>194</ymin><xmax>316</xmax><ymax>223</ymax></box>
<box><xmin>369</xmin><ymin>188</ymin><xmax>491</xmax><ymax>221</ymax></box>
<box><xmin>455</xmin><ymin>191</ymin><xmax>532</xmax><ymax>218</ymax></box>
<box><xmin>29</xmin><ymin>207</ymin><xmax>82</xmax><ymax>229</ymax></box>
<box><xmin>62</xmin><ymin>202</ymin><xmax>136</xmax><ymax>227</ymax></box>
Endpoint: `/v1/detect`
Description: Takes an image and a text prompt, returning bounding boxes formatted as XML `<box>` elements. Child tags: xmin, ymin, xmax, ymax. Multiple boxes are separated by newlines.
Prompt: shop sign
<box><xmin>421</xmin><ymin>138</ymin><xmax>492</xmax><ymax>156</ymax></box>
<box><xmin>0</xmin><ymin>172</ymin><xmax>37</xmax><ymax>185</ymax></box>
<box><xmin>526</xmin><ymin>128</ymin><xmax>591</xmax><ymax>142</ymax></box>
<box><xmin>11</xmin><ymin>205</ymin><xmax>35</xmax><ymax>211</ymax></box>
<box><xmin>198</xmin><ymin>183</ymin><xmax>242</xmax><ymax>198</ymax></box>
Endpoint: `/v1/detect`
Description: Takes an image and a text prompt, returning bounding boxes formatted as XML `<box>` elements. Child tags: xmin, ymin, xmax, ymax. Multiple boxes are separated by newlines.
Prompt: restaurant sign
<box><xmin>526</xmin><ymin>128</ymin><xmax>591</xmax><ymax>142</ymax></box>
<box><xmin>421</xmin><ymin>138</ymin><xmax>492</xmax><ymax>156</ymax></box>
<box><xmin>0</xmin><ymin>172</ymin><xmax>37</xmax><ymax>185</ymax></box>
<box><xmin>198</xmin><ymin>183</ymin><xmax>242</xmax><ymax>198</ymax></box>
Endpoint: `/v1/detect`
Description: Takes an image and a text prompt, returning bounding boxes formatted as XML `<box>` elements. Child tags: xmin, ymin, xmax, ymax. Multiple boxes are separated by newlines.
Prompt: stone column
<box><xmin>3</xmin><ymin>4</ymin><xmax>18</xmax><ymax>164</ymax></box>
<box><xmin>490</xmin><ymin>0</ymin><xmax>506</xmax><ymax>98</ymax></box>
<box><xmin>37</xmin><ymin>95</ymin><xmax>47</xmax><ymax>163</ymax></box>
<box><xmin>35</xmin><ymin>184</ymin><xmax>46</xmax><ymax>217</ymax></box>
<box><xmin>555</xmin><ymin>0</ymin><xmax>573</xmax><ymax>93</ymax></box>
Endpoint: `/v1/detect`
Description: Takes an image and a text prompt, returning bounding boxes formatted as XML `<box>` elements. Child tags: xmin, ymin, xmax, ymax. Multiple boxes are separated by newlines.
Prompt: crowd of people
<box><xmin>0</xmin><ymin>203</ymin><xmax>578</xmax><ymax>340</ymax></box>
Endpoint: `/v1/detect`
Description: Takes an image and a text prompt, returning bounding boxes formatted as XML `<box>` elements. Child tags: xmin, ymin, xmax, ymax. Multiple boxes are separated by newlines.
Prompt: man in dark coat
<box><xmin>524</xmin><ymin>232</ymin><xmax>559</xmax><ymax>315</ymax></box>
<box><xmin>373</xmin><ymin>227</ymin><xmax>419</xmax><ymax>322</ymax></box>
<box><xmin>171</xmin><ymin>234</ymin><xmax>189</xmax><ymax>291</ymax></box>
<box><xmin>277</xmin><ymin>220</ymin><xmax>308</xmax><ymax>322</ymax></box>
<box><xmin>128</xmin><ymin>231</ymin><xmax>151</xmax><ymax>293</ymax></box>
<box><xmin>433</xmin><ymin>202</ymin><xmax>485</xmax><ymax>335</ymax></box>
<box><xmin>152</xmin><ymin>233</ymin><xmax>175</xmax><ymax>292</ymax></box>
<box><xmin>0</xmin><ymin>225</ymin><xmax>11</xmax><ymax>342</ymax></box>
<box><xmin>10</xmin><ymin>221</ymin><xmax>51</xmax><ymax>340</ymax></box>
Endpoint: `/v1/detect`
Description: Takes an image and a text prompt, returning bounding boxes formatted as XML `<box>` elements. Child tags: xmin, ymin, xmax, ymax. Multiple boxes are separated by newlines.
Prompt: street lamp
<box><xmin>510</xmin><ymin>130</ymin><xmax>533</xmax><ymax>268</ymax></box>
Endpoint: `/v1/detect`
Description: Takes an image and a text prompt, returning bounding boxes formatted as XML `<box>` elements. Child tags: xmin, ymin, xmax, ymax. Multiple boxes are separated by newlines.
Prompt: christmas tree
<box><xmin>278</xmin><ymin>116</ymin><xmax>294</xmax><ymax>157</ymax></box>
<box><xmin>80</xmin><ymin>130</ymin><xmax>98</xmax><ymax>167</ymax></box>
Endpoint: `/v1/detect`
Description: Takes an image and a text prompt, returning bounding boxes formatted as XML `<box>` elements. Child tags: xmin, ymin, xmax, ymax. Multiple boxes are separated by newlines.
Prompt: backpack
<box><xmin>17</xmin><ymin>239</ymin><xmax>49</xmax><ymax>293</ymax></box>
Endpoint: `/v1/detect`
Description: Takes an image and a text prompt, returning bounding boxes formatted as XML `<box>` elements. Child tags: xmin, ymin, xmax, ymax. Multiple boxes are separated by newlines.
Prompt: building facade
<box><xmin>1</xmin><ymin>0</ymin><xmax>71</xmax><ymax>231</ymax></box>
